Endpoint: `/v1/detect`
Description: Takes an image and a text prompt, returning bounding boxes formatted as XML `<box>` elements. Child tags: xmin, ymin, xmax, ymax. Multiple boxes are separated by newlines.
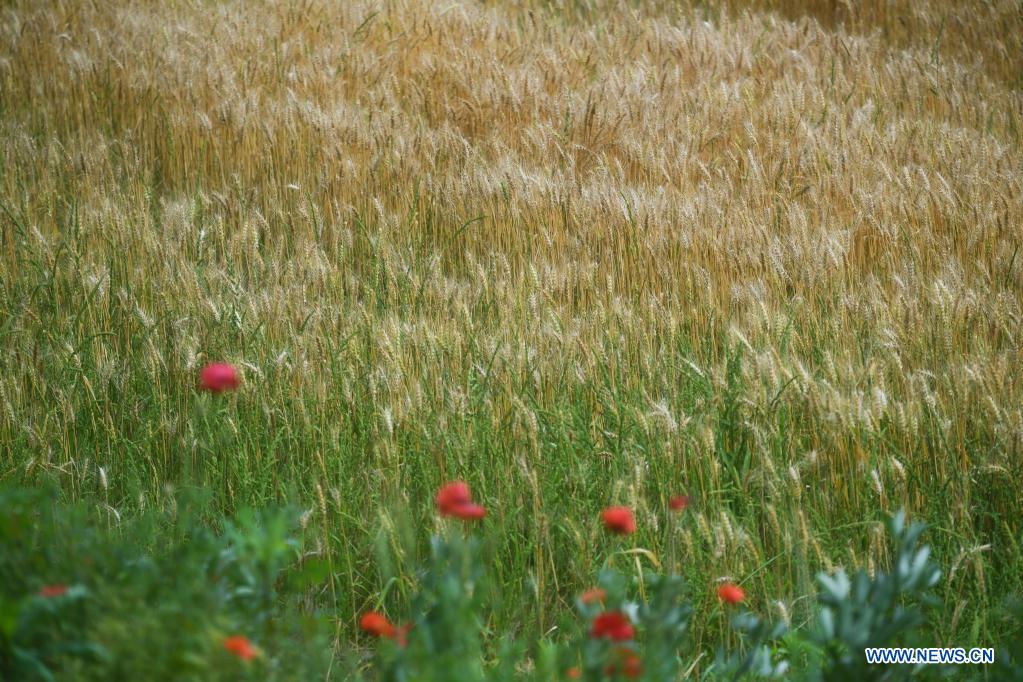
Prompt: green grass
<box><xmin>1</xmin><ymin>218</ymin><xmax>1016</xmax><ymax>655</ymax></box>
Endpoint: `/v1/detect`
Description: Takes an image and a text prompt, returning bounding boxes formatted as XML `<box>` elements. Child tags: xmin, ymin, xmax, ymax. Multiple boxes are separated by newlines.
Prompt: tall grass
<box><xmin>1</xmin><ymin>0</ymin><xmax>1021</xmax><ymax>672</ymax></box>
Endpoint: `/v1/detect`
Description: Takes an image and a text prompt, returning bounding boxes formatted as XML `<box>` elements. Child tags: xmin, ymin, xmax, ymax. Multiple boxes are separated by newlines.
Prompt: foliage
<box><xmin>2</xmin><ymin>480</ymin><xmax>1016</xmax><ymax>681</ymax></box>
<box><xmin>0</xmin><ymin>485</ymin><xmax>338</xmax><ymax>681</ymax></box>
<box><xmin>805</xmin><ymin>512</ymin><xmax>942</xmax><ymax>681</ymax></box>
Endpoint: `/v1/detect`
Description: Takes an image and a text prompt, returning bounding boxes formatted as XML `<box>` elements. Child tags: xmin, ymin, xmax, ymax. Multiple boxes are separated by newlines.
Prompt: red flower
<box><xmin>393</xmin><ymin>622</ymin><xmax>413</xmax><ymax>648</ymax></box>
<box><xmin>621</xmin><ymin>652</ymin><xmax>643</xmax><ymax>679</ymax></box>
<box><xmin>223</xmin><ymin>635</ymin><xmax>258</xmax><ymax>661</ymax></box>
<box><xmin>360</xmin><ymin>611</ymin><xmax>396</xmax><ymax>638</ymax></box>
<box><xmin>717</xmin><ymin>582</ymin><xmax>746</xmax><ymax>605</ymax></box>
<box><xmin>451</xmin><ymin>503</ymin><xmax>486</xmax><ymax>520</ymax></box>
<box><xmin>38</xmin><ymin>584</ymin><xmax>68</xmax><ymax>598</ymax></box>
<box><xmin>669</xmin><ymin>495</ymin><xmax>689</xmax><ymax>512</ymax></box>
<box><xmin>566</xmin><ymin>667</ymin><xmax>581</xmax><ymax>679</ymax></box>
<box><xmin>580</xmin><ymin>588</ymin><xmax>606</xmax><ymax>605</ymax></box>
<box><xmin>199</xmin><ymin>363</ymin><xmax>240</xmax><ymax>393</ymax></box>
<box><xmin>589</xmin><ymin>611</ymin><xmax>634</xmax><ymax>641</ymax></box>
<box><xmin>435</xmin><ymin>481</ymin><xmax>486</xmax><ymax>521</ymax></box>
<box><xmin>436</xmin><ymin>481</ymin><xmax>471</xmax><ymax>512</ymax></box>
<box><xmin>605</xmin><ymin>648</ymin><xmax>643</xmax><ymax>679</ymax></box>
<box><xmin>601</xmin><ymin>506</ymin><xmax>636</xmax><ymax>535</ymax></box>
<box><xmin>360</xmin><ymin>613</ymin><xmax>412</xmax><ymax>647</ymax></box>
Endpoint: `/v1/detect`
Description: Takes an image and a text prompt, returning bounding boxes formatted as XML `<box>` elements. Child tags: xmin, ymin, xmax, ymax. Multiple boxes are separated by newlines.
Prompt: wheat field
<box><xmin>1</xmin><ymin>0</ymin><xmax>1021</xmax><ymax>666</ymax></box>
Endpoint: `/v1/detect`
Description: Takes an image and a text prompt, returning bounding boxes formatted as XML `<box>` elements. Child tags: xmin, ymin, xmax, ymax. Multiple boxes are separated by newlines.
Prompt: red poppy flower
<box><xmin>580</xmin><ymin>588</ymin><xmax>606</xmax><ymax>605</ymax></box>
<box><xmin>605</xmin><ymin>648</ymin><xmax>643</xmax><ymax>678</ymax></box>
<box><xmin>360</xmin><ymin>611</ymin><xmax>396</xmax><ymax>638</ymax></box>
<box><xmin>38</xmin><ymin>584</ymin><xmax>68</xmax><ymax>598</ymax></box>
<box><xmin>199</xmin><ymin>363</ymin><xmax>240</xmax><ymax>393</ymax></box>
<box><xmin>589</xmin><ymin>611</ymin><xmax>634</xmax><ymax>641</ymax></box>
<box><xmin>393</xmin><ymin>622</ymin><xmax>413</xmax><ymax>648</ymax></box>
<box><xmin>223</xmin><ymin>635</ymin><xmax>258</xmax><ymax>661</ymax></box>
<box><xmin>601</xmin><ymin>506</ymin><xmax>636</xmax><ymax>535</ymax></box>
<box><xmin>669</xmin><ymin>495</ymin><xmax>689</xmax><ymax>512</ymax></box>
<box><xmin>451</xmin><ymin>503</ymin><xmax>486</xmax><ymax>520</ymax></box>
<box><xmin>436</xmin><ymin>481</ymin><xmax>471</xmax><ymax>512</ymax></box>
<box><xmin>621</xmin><ymin>652</ymin><xmax>643</xmax><ymax>679</ymax></box>
<box><xmin>435</xmin><ymin>481</ymin><xmax>486</xmax><ymax>521</ymax></box>
<box><xmin>566</xmin><ymin>667</ymin><xmax>581</xmax><ymax>679</ymax></box>
<box><xmin>717</xmin><ymin>582</ymin><xmax>746</xmax><ymax>605</ymax></box>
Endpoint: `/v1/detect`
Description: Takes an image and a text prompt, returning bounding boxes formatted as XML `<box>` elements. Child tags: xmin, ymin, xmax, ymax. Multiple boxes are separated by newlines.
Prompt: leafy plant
<box><xmin>1</xmin><ymin>479</ymin><xmax>1015</xmax><ymax>681</ymax></box>
<box><xmin>807</xmin><ymin>512</ymin><xmax>942</xmax><ymax>681</ymax></box>
<box><xmin>715</xmin><ymin>609</ymin><xmax>789</xmax><ymax>680</ymax></box>
<box><xmin>0</xmin><ymin>485</ymin><xmax>336</xmax><ymax>681</ymax></box>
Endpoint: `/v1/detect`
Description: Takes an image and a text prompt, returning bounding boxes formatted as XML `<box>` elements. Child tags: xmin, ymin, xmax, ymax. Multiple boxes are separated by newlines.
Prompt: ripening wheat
<box><xmin>0</xmin><ymin>0</ymin><xmax>1020</xmax><ymax>657</ymax></box>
